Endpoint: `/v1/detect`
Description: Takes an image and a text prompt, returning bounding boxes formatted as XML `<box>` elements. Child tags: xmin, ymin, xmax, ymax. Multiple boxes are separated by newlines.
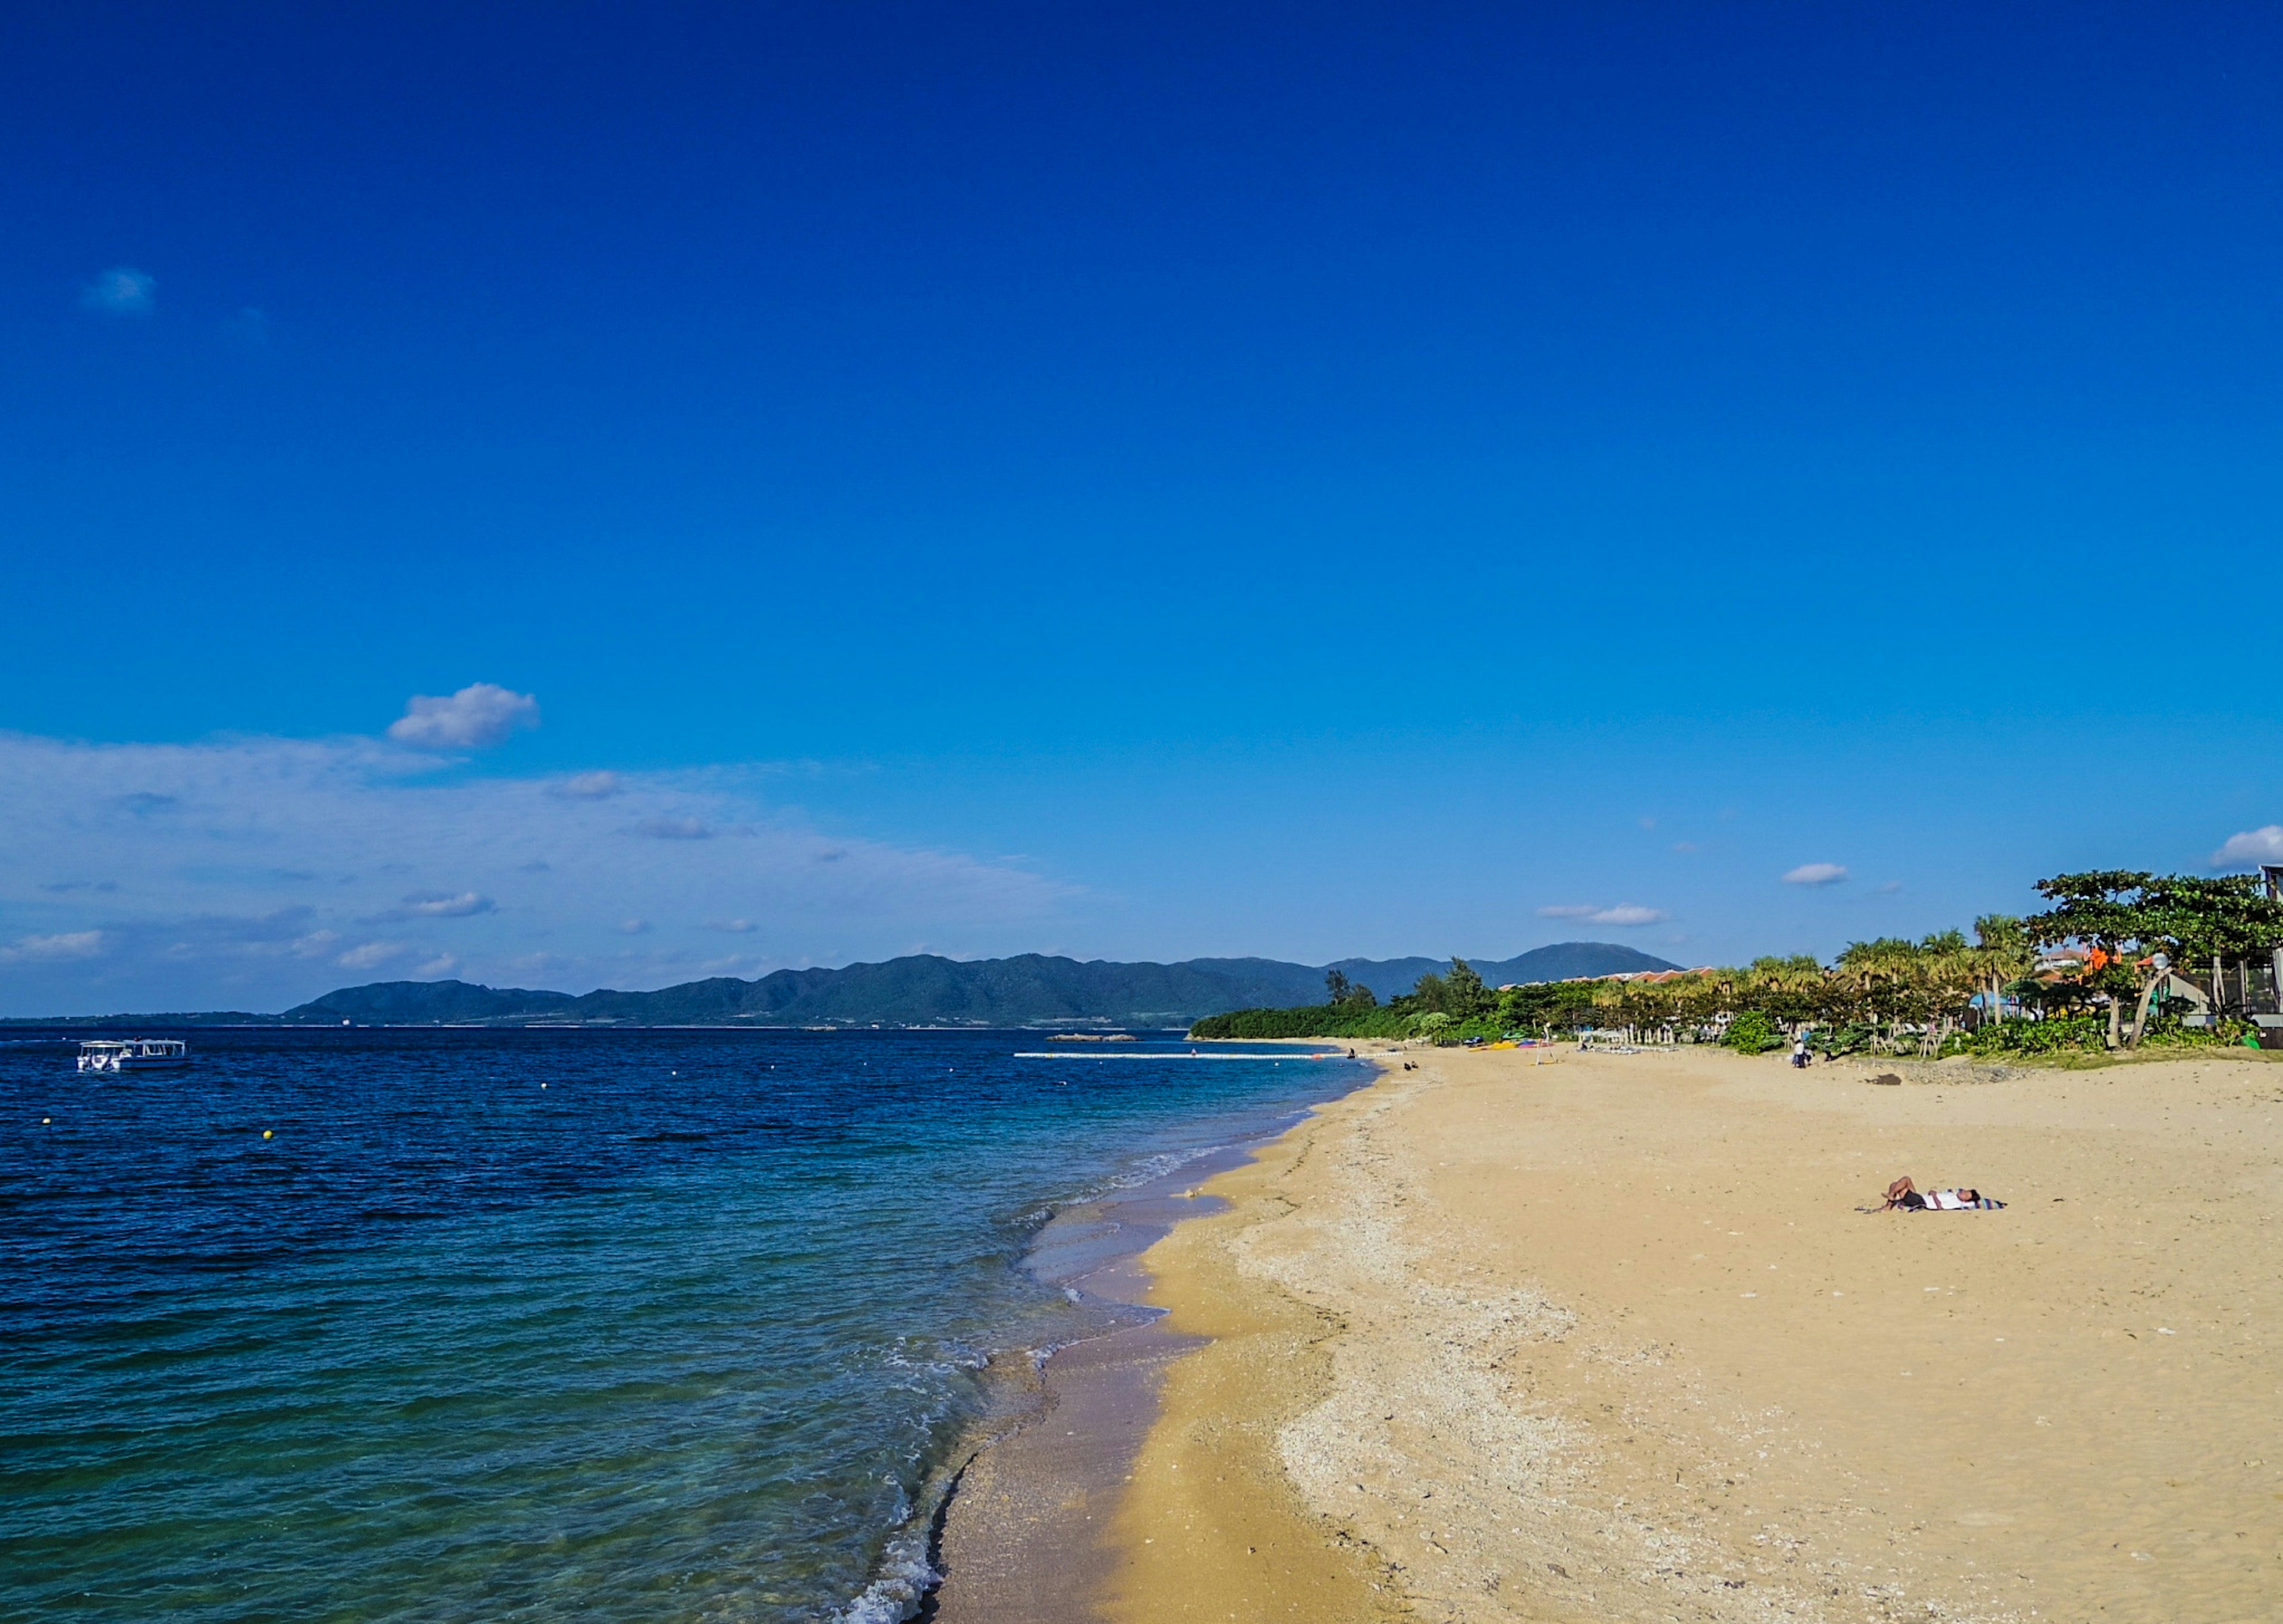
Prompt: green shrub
<box><xmin>1722</xmin><ymin>1011</ymin><xmax>1781</xmax><ymax>1055</ymax></box>
<box><xmin>1964</xmin><ymin>1014</ymin><xmax>2108</xmax><ymax>1055</ymax></box>
<box><xmin>2142</xmin><ymin>1017</ymin><xmax>2257</xmax><ymax>1050</ymax></box>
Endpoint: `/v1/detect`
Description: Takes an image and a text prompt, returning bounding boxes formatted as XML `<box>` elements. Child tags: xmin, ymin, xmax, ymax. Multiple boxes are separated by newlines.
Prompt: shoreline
<box><xmin>1095</xmin><ymin>1041</ymin><xmax>2283</xmax><ymax>1622</ymax></box>
<box><xmin>922</xmin><ymin>1057</ymin><xmax>1378</xmax><ymax>1624</ymax></box>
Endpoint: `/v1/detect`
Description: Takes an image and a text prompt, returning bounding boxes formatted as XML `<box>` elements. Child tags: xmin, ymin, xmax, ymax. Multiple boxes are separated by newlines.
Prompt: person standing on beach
<box><xmin>1791</xmin><ymin>1034</ymin><xmax>1809</xmax><ymax>1068</ymax></box>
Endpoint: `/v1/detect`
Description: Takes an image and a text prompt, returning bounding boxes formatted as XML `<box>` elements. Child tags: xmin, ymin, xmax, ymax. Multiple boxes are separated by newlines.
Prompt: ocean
<box><xmin>0</xmin><ymin>1027</ymin><xmax>1366</xmax><ymax>1623</ymax></box>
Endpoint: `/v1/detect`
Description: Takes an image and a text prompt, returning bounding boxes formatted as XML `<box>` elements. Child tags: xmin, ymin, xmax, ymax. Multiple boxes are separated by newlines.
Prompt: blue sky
<box><xmin>4</xmin><ymin>2</ymin><xmax>2281</xmax><ymax>1013</ymax></box>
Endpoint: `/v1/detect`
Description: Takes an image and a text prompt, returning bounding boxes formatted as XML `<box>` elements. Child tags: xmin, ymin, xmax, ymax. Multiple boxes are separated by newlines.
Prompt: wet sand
<box><xmin>1102</xmin><ymin>1043</ymin><xmax>2283</xmax><ymax>1624</ymax></box>
<box><xmin>929</xmin><ymin>1104</ymin><xmax>1358</xmax><ymax>1624</ymax></box>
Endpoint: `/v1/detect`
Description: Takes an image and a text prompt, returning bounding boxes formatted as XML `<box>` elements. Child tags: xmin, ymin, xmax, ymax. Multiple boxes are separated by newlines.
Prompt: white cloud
<box><xmin>413</xmin><ymin>954</ymin><xmax>459</xmax><ymax>978</ymax></box>
<box><xmin>1536</xmin><ymin>903</ymin><xmax>1666</xmax><ymax>926</ymax></box>
<box><xmin>2215</xmin><ymin>825</ymin><xmax>2283</xmax><ymax>865</ymax></box>
<box><xmin>553</xmin><ymin>771</ymin><xmax>623</xmax><ymax>798</ymax></box>
<box><xmin>401</xmin><ymin>890</ymin><xmax>494</xmax><ymax>917</ymax></box>
<box><xmin>707</xmin><ymin>918</ymin><xmax>757</xmax><ymax>933</ymax></box>
<box><xmin>386</xmin><ymin>683</ymin><xmax>540</xmax><ymax>750</ymax></box>
<box><xmin>1782</xmin><ymin>863</ymin><xmax>1850</xmax><ymax>886</ymax></box>
<box><xmin>81</xmin><ymin>267</ymin><xmax>155</xmax><ymax>316</ymax></box>
<box><xmin>1</xmin><ymin>930</ymin><xmax>106</xmax><ymax>962</ymax></box>
<box><xmin>0</xmin><ymin>727</ymin><xmax>1065</xmax><ymax>1014</ymax></box>
<box><xmin>617</xmin><ymin>918</ymin><xmax>652</xmax><ymax>934</ymax></box>
<box><xmin>1588</xmin><ymin>904</ymin><xmax>1665</xmax><ymax>926</ymax></box>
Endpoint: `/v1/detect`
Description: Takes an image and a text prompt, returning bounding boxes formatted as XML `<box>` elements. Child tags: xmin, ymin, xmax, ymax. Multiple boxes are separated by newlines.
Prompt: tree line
<box><xmin>1188</xmin><ymin>869</ymin><xmax>2283</xmax><ymax>1056</ymax></box>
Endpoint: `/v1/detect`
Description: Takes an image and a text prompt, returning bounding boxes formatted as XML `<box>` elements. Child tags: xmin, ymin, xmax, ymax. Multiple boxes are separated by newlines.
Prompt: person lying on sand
<box><xmin>1881</xmin><ymin>1176</ymin><xmax>2002</xmax><ymax>1211</ymax></box>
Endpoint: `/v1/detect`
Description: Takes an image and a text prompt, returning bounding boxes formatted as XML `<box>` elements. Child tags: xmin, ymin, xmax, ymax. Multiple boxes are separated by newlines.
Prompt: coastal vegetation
<box><xmin>1190</xmin><ymin>869</ymin><xmax>2283</xmax><ymax>1058</ymax></box>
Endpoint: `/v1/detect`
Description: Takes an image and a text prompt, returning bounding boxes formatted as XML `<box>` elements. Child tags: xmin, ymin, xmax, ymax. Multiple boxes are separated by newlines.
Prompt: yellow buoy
<box><xmin>262</xmin><ymin>1129</ymin><xmax>273</xmax><ymax>1140</ymax></box>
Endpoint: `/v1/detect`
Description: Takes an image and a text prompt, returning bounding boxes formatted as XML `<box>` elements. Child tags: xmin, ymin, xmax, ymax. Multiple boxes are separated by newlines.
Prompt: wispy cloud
<box><xmin>80</xmin><ymin>267</ymin><xmax>155</xmax><ymax>316</ymax></box>
<box><xmin>2215</xmin><ymin>825</ymin><xmax>2283</xmax><ymax>865</ymax></box>
<box><xmin>1782</xmin><ymin>863</ymin><xmax>1850</xmax><ymax>886</ymax></box>
<box><xmin>707</xmin><ymin>918</ymin><xmax>757</xmax><ymax>933</ymax></box>
<box><xmin>552</xmin><ymin>770</ymin><xmax>622</xmax><ymax>799</ymax></box>
<box><xmin>0</xmin><ymin>728</ymin><xmax>1065</xmax><ymax>1014</ymax></box>
<box><xmin>635</xmin><ymin>816</ymin><xmax>712</xmax><ymax>840</ymax></box>
<box><xmin>1536</xmin><ymin>903</ymin><xmax>1667</xmax><ymax>926</ymax></box>
<box><xmin>1</xmin><ymin>930</ymin><xmax>106</xmax><ymax>962</ymax></box>
<box><xmin>386</xmin><ymin>683</ymin><xmax>540</xmax><ymax>750</ymax></box>
<box><xmin>400</xmin><ymin>891</ymin><xmax>494</xmax><ymax>918</ymax></box>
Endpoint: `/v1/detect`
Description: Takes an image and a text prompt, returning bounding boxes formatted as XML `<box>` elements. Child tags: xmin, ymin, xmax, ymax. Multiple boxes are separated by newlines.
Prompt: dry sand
<box><xmin>1102</xmin><ymin>1044</ymin><xmax>2283</xmax><ymax>1624</ymax></box>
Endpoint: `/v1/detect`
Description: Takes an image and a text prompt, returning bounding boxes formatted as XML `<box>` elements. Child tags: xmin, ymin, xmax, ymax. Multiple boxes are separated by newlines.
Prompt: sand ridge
<box><xmin>1103</xmin><ymin>1043</ymin><xmax>2283</xmax><ymax>1623</ymax></box>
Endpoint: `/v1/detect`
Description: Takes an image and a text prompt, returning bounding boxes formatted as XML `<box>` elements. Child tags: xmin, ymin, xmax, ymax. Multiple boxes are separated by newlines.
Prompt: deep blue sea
<box><xmin>0</xmin><ymin>1028</ymin><xmax>1364</xmax><ymax>1623</ymax></box>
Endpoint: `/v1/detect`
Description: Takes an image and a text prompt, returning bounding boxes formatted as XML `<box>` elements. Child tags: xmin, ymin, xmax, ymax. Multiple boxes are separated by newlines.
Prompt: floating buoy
<box><xmin>42</xmin><ymin>1117</ymin><xmax>52</xmax><ymax>1125</ymax></box>
<box><xmin>540</xmin><ymin>1082</ymin><xmax>548</xmax><ymax>1089</ymax></box>
<box><xmin>262</xmin><ymin>1129</ymin><xmax>273</xmax><ymax>1140</ymax></box>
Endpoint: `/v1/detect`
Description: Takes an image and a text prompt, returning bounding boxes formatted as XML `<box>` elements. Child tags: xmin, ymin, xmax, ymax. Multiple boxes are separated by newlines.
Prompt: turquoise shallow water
<box><xmin>0</xmin><ymin>1028</ymin><xmax>1364</xmax><ymax>1622</ymax></box>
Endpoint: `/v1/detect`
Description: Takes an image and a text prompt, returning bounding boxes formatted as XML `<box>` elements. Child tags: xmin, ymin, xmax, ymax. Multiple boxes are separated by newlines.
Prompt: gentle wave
<box><xmin>1</xmin><ymin>1028</ymin><xmax>1366</xmax><ymax>1623</ymax></box>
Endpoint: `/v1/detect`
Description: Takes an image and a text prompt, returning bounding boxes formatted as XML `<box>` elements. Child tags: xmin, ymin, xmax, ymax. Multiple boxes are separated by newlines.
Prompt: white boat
<box><xmin>78</xmin><ymin>1038</ymin><xmax>192</xmax><ymax>1074</ymax></box>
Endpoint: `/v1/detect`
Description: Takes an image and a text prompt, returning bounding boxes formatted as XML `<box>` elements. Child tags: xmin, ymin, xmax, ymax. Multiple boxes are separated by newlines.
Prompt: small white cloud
<box><xmin>1589</xmin><ymin>904</ymin><xmax>1665</xmax><ymax>926</ymax></box>
<box><xmin>1873</xmin><ymin>880</ymin><xmax>1902</xmax><ymax>895</ymax></box>
<box><xmin>386</xmin><ymin>683</ymin><xmax>540</xmax><ymax>750</ymax></box>
<box><xmin>707</xmin><ymin>918</ymin><xmax>757</xmax><ymax>933</ymax></box>
<box><xmin>1638</xmin><ymin>816</ymin><xmax>1656</xmax><ymax>830</ymax></box>
<box><xmin>1536</xmin><ymin>903</ymin><xmax>1665</xmax><ymax>926</ymax></box>
<box><xmin>291</xmin><ymin>930</ymin><xmax>341</xmax><ymax>957</ymax></box>
<box><xmin>617</xmin><ymin>918</ymin><xmax>651</xmax><ymax>934</ymax></box>
<box><xmin>2215</xmin><ymin>825</ymin><xmax>2283</xmax><ymax>865</ymax></box>
<box><xmin>81</xmin><ymin>267</ymin><xmax>155</xmax><ymax>316</ymax></box>
<box><xmin>337</xmin><ymin>940</ymin><xmax>406</xmax><ymax>970</ymax></box>
<box><xmin>401</xmin><ymin>890</ymin><xmax>493</xmax><ymax>917</ymax></box>
<box><xmin>1</xmin><ymin>930</ymin><xmax>106</xmax><ymax>962</ymax></box>
<box><xmin>1671</xmin><ymin>841</ymin><xmax>1699</xmax><ymax>854</ymax></box>
<box><xmin>413</xmin><ymin>953</ymin><xmax>459</xmax><ymax>978</ymax></box>
<box><xmin>636</xmin><ymin>816</ymin><xmax>712</xmax><ymax>841</ymax></box>
<box><xmin>1783</xmin><ymin>863</ymin><xmax>1850</xmax><ymax>886</ymax></box>
<box><xmin>552</xmin><ymin>770</ymin><xmax>623</xmax><ymax>799</ymax></box>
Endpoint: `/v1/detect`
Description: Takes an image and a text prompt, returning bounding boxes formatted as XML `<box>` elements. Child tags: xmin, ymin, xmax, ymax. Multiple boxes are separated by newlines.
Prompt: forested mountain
<box><xmin>279</xmin><ymin>943</ymin><xmax>1681</xmax><ymax>1027</ymax></box>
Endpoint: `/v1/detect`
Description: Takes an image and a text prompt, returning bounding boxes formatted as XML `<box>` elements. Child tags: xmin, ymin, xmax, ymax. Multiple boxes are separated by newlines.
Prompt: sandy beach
<box><xmin>1100</xmin><ymin>1043</ymin><xmax>2283</xmax><ymax>1623</ymax></box>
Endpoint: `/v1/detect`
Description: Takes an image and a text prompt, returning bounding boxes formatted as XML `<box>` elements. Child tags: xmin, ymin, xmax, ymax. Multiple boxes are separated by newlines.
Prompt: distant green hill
<box><xmin>278</xmin><ymin>943</ymin><xmax>1681</xmax><ymax>1028</ymax></box>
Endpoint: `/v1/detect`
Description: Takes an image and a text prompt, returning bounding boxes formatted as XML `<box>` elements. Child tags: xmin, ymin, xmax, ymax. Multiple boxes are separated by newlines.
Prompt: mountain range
<box><xmin>272</xmin><ymin>943</ymin><xmax>1682</xmax><ymax>1028</ymax></box>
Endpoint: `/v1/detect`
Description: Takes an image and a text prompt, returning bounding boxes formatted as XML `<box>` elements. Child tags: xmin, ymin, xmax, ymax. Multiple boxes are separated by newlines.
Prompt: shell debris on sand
<box><xmin>1102</xmin><ymin>1044</ymin><xmax>2283</xmax><ymax>1624</ymax></box>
